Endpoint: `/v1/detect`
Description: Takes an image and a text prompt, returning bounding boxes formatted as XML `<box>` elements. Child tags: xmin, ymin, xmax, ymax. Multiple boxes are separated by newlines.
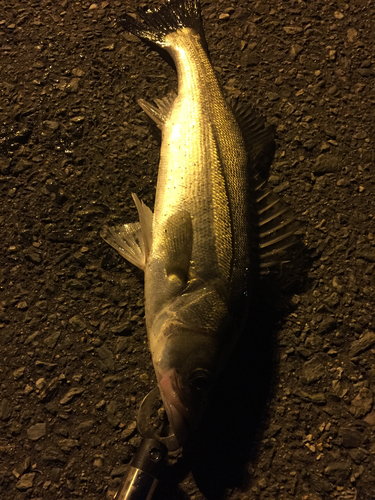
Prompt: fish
<box><xmin>102</xmin><ymin>0</ymin><xmax>300</xmax><ymax>450</ymax></box>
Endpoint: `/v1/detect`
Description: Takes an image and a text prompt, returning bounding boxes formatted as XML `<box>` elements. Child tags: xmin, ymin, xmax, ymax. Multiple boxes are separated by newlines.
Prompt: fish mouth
<box><xmin>158</xmin><ymin>368</ymin><xmax>189</xmax><ymax>449</ymax></box>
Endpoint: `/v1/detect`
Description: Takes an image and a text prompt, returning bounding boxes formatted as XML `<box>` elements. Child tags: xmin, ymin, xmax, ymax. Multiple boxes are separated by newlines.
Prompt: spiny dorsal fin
<box><xmin>229</xmin><ymin>98</ymin><xmax>276</xmax><ymax>179</ymax></box>
<box><xmin>101</xmin><ymin>194</ymin><xmax>153</xmax><ymax>271</ymax></box>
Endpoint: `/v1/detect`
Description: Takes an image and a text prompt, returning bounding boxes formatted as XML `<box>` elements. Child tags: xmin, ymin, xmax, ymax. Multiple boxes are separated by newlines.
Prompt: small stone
<box><xmin>111</xmin><ymin>464</ymin><xmax>127</xmax><ymax>478</ymax></box>
<box><xmin>72</xmin><ymin>68</ymin><xmax>84</xmax><ymax>77</ymax></box>
<box><xmin>60</xmin><ymin>387</ymin><xmax>85</xmax><ymax>405</ymax></box>
<box><xmin>364</xmin><ymin>411</ymin><xmax>375</xmax><ymax>426</ymax></box>
<box><xmin>301</xmin><ymin>354</ymin><xmax>327</xmax><ymax>384</ymax></box>
<box><xmin>266</xmin><ymin>92</ymin><xmax>279</xmax><ymax>101</ymax></box>
<box><xmin>0</xmin><ymin>398</ymin><xmax>12</xmax><ymax>421</ymax></box>
<box><xmin>254</xmin><ymin>1</ymin><xmax>269</xmax><ymax>15</ymax></box>
<box><xmin>320</xmin><ymin>141</ymin><xmax>330</xmax><ymax>152</ymax></box>
<box><xmin>328</xmin><ymin>49</ymin><xmax>336</xmax><ymax>61</ymax></box>
<box><xmin>13</xmin><ymin>366</ymin><xmax>26</xmax><ymax>379</ymax></box>
<box><xmin>283</xmin><ymin>26</ymin><xmax>303</xmax><ymax>34</ymax></box>
<box><xmin>13</xmin><ymin>457</ymin><xmax>30</xmax><ymax>477</ymax></box>
<box><xmin>74</xmin><ymin>420</ymin><xmax>95</xmax><ymax>434</ymax></box>
<box><xmin>334</xmin><ymin>11</ymin><xmax>344</xmax><ymax>19</ymax></box>
<box><xmin>27</xmin><ymin>422</ymin><xmax>46</xmax><ymax>441</ymax></box>
<box><xmin>10</xmin><ymin>421</ymin><xmax>23</xmax><ymax>435</ymax></box>
<box><xmin>50</xmin><ymin>467</ymin><xmax>61</xmax><ymax>483</ymax></box>
<box><xmin>16</xmin><ymin>300</ymin><xmax>28</xmax><ymax>310</ymax></box>
<box><xmin>35</xmin><ymin>378</ymin><xmax>46</xmax><ymax>390</ymax></box>
<box><xmin>13</xmin><ymin>159</ymin><xmax>32</xmax><ymax>174</ymax></box>
<box><xmin>295</xmin><ymin>389</ymin><xmax>326</xmax><ymax>404</ymax></box>
<box><xmin>349</xmin><ymin>448</ymin><xmax>369</xmax><ymax>465</ymax></box>
<box><xmin>325</xmin><ymin>292</ymin><xmax>340</xmax><ymax>308</ymax></box>
<box><xmin>16</xmin><ymin>473</ymin><xmax>36</xmax><ymax>491</ymax></box>
<box><xmin>23</xmin><ymin>246</ymin><xmax>42</xmax><ymax>264</ymax></box>
<box><xmin>325</xmin><ymin>461</ymin><xmax>352</xmax><ymax>479</ymax></box>
<box><xmin>273</xmin><ymin>181</ymin><xmax>290</xmax><ymax>194</ymax></box>
<box><xmin>241</xmin><ymin>50</ymin><xmax>260</xmax><ymax>67</ymax></box>
<box><xmin>42</xmin><ymin>447</ymin><xmax>68</xmax><ymax>464</ymax></box>
<box><xmin>39</xmin><ymin>377</ymin><xmax>60</xmax><ymax>402</ymax></box>
<box><xmin>290</xmin><ymin>44</ymin><xmax>303</xmax><ymax>59</ymax></box>
<box><xmin>69</xmin><ymin>315</ymin><xmax>86</xmax><ymax>331</ymax></box>
<box><xmin>219</xmin><ymin>13</ymin><xmax>230</xmax><ymax>20</ymax></box>
<box><xmin>97</xmin><ymin>345</ymin><xmax>115</xmax><ymax>371</ymax></box>
<box><xmin>43</xmin><ymin>120</ymin><xmax>60</xmax><ymax>131</ymax></box>
<box><xmin>121</xmin><ymin>421</ymin><xmax>137</xmax><ymax>440</ymax></box>
<box><xmin>315</xmin><ymin>147</ymin><xmax>338</xmax><ymax>171</ymax></box>
<box><xmin>339</xmin><ymin>427</ymin><xmax>363</xmax><ymax>448</ymax></box>
<box><xmin>104</xmin><ymin>374</ymin><xmax>124</xmax><ymax>387</ymax></box>
<box><xmin>96</xmin><ymin>399</ymin><xmax>106</xmax><ymax>410</ymax></box>
<box><xmin>89</xmin><ymin>3</ymin><xmax>98</xmax><ymax>9</ymax></box>
<box><xmin>58</xmin><ymin>438</ymin><xmax>79</xmax><ymax>452</ymax></box>
<box><xmin>110</xmin><ymin>322</ymin><xmax>133</xmax><ymax>336</ymax></box>
<box><xmin>303</xmin><ymin>138</ymin><xmax>316</xmax><ymax>151</ymax></box>
<box><xmin>35</xmin><ymin>360</ymin><xmax>57</xmax><ymax>371</ymax></box>
<box><xmin>24</xmin><ymin>384</ymin><xmax>33</xmax><ymax>395</ymax></box>
<box><xmin>350</xmin><ymin>331</ymin><xmax>375</xmax><ymax>357</ymax></box>
<box><xmin>349</xmin><ymin>387</ymin><xmax>373</xmax><ymax>418</ymax></box>
<box><xmin>102</xmin><ymin>43</ymin><xmax>115</xmax><ymax>51</ymax></box>
<box><xmin>67</xmin><ymin>78</ymin><xmax>79</xmax><ymax>93</ymax></box>
<box><xmin>0</xmin><ymin>157</ymin><xmax>11</xmax><ymax>173</ymax></box>
<box><xmin>70</xmin><ymin>115</ymin><xmax>85</xmax><ymax>123</ymax></box>
<box><xmin>354</xmin><ymin>130</ymin><xmax>367</xmax><ymax>140</ymax></box>
<box><xmin>347</xmin><ymin>28</ymin><xmax>358</xmax><ymax>42</ymax></box>
<box><xmin>317</xmin><ymin>318</ymin><xmax>336</xmax><ymax>335</ymax></box>
<box><xmin>44</xmin><ymin>331</ymin><xmax>61</xmax><ymax>349</ymax></box>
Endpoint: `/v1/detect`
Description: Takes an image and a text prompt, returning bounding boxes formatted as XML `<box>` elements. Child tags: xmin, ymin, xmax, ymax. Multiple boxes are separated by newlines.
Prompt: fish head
<box><xmin>150</xmin><ymin>302</ymin><xmax>229</xmax><ymax>448</ymax></box>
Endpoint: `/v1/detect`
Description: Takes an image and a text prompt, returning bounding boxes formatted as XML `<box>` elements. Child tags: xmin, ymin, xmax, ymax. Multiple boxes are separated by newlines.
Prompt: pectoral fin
<box><xmin>101</xmin><ymin>193</ymin><xmax>153</xmax><ymax>271</ymax></box>
<box><xmin>160</xmin><ymin>210</ymin><xmax>193</xmax><ymax>286</ymax></box>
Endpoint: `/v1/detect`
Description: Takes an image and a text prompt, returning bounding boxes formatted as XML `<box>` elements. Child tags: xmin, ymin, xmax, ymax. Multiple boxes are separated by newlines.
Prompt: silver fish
<box><xmin>102</xmin><ymin>0</ymin><xmax>299</xmax><ymax>449</ymax></box>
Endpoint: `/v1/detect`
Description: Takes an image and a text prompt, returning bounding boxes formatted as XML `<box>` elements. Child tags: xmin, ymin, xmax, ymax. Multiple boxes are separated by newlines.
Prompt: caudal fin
<box><xmin>119</xmin><ymin>0</ymin><xmax>206</xmax><ymax>49</ymax></box>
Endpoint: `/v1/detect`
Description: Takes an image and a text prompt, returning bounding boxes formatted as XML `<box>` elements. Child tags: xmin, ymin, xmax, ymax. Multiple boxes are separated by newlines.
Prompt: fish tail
<box><xmin>119</xmin><ymin>0</ymin><xmax>205</xmax><ymax>48</ymax></box>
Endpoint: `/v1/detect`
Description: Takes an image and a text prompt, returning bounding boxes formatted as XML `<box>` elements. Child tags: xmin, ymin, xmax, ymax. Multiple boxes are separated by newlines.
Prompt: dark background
<box><xmin>1</xmin><ymin>1</ymin><xmax>374</xmax><ymax>499</ymax></box>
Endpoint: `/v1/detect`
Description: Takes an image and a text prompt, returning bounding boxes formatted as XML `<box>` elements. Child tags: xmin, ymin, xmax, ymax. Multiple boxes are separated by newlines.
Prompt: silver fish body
<box><xmin>143</xmin><ymin>26</ymin><xmax>251</xmax><ymax>443</ymax></box>
<box><xmin>103</xmin><ymin>0</ymin><xmax>300</xmax><ymax>449</ymax></box>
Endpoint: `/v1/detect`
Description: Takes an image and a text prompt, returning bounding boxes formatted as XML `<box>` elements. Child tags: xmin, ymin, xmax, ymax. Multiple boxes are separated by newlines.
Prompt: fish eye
<box><xmin>189</xmin><ymin>369</ymin><xmax>212</xmax><ymax>392</ymax></box>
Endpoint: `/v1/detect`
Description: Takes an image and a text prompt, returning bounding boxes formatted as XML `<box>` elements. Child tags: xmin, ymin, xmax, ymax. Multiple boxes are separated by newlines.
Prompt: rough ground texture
<box><xmin>1</xmin><ymin>0</ymin><xmax>374</xmax><ymax>499</ymax></box>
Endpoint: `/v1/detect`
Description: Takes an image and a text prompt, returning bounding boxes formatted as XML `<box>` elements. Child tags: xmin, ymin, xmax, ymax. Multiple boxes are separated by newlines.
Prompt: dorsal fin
<box><xmin>229</xmin><ymin>97</ymin><xmax>302</xmax><ymax>268</ymax></box>
<box><xmin>229</xmin><ymin>98</ymin><xmax>276</xmax><ymax>179</ymax></box>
